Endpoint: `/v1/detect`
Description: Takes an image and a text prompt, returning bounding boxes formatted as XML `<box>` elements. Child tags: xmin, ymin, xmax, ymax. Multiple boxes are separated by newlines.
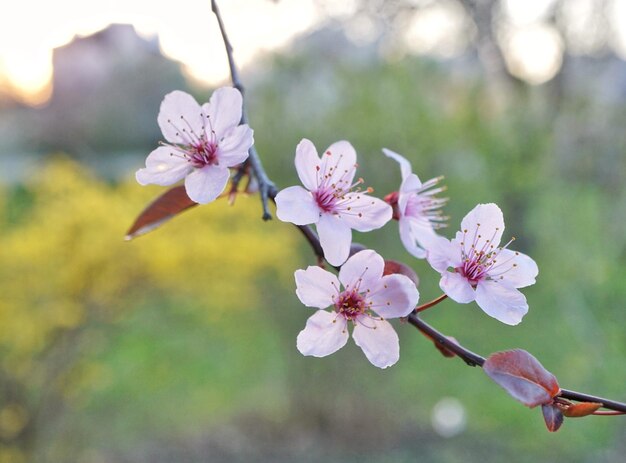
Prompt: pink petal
<box><xmin>460</xmin><ymin>203</ymin><xmax>505</xmax><ymax>250</ymax></box>
<box><xmin>275</xmin><ymin>186</ymin><xmax>320</xmax><ymax>225</ymax></box>
<box><xmin>218</xmin><ymin>124</ymin><xmax>253</xmax><ymax>167</ymax></box>
<box><xmin>294</xmin><ymin>265</ymin><xmax>340</xmax><ymax>309</ymax></box>
<box><xmin>202</xmin><ymin>87</ymin><xmax>243</xmax><ymax>139</ymax></box>
<box><xmin>440</xmin><ymin>271</ymin><xmax>475</xmax><ymax>303</ymax></box>
<box><xmin>475</xmin><ymin>280</ymin><xmax>528</xmax><ymax>325</ymax></box>
<box><xmin>489</xmin><ymin>249</ymin><xmax>538</xmax><ymax>288</ymax></box>
<box><xmin>136</xmin><ymin>146</ymin><xmax>192</xmax><ymax>186</ymax></box>
<box><xmin>426</xmin><ymin>235</ymin><xmax>461</xmax><ymax>272</ymax></box>
<box><xmin>352</xmin><ymin>316</ymin><xmax>400</xmax><ymax>368</ymax></box>
<box><xmin>295</xmin><ymin>138</ymin><xmax>320</xmax><ymax>191</ymax></box>
<box><xmin>397</xmin><ymin>175</ymin><xmax>424</xmax><ymax>214</ymax></box>
<box><xmin>317</xmin><ymin>213</ymin><xmax>352</xmax><ymax>266</ymax></box>
<box><xmin>368</xmin><ymin>274</ymin><xmax>419</xmax><ymax>319</ymax></box>
<box><xmin>382</xmin><ymin>148</ymin><xmax>413</xmax><ymax>180</ymax></box>
<box><xmin>338</xmin><ymin>194</ymin><xmax>392</xmax><ymax>232</ymax></box>
<box><xmin>184</xmin><ymin>165</ymin><xmax>230</xmax><ymax>204</ymax></box>
<box><xmin>338</xmin><ymin>249</ymin><xmax>384</xmax><ymax>290</ymax></box>
<box><xmin>320</xmin><ymin>140</ymin><xmax>357</xmax><ymax>188</ymax></box>
<box><xmin>399</xmin><ymin>218</ymin><xmax>427</xmax><ymax>259</ymax></box>
<box><xmin>158</xmin><ymin>91</ymin><xmax>205</xmax><ymax>145</ymax></box>
<box><xmin>297</xmin><ymin>310</ymin><xmax>349</xmax><ymax>358</ymax></box>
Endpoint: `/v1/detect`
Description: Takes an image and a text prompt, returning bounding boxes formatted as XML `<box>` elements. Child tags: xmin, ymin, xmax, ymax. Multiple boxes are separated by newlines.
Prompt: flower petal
<box><xmin>382</xmin><ymin>148</ymin><xmax>412</xmax><ymax>181</ymax></box>
<box><xmin>398</xmin><ymin>174</ymin><xmax>423</xmax><ymax>213</ymax></box>
<box><xmin>399</xmin><ymin>218</ymin><xmax>427</xmax><ymax>259</ymax></box>
<box><xmin>460</xmin><ymin>203</ymin><xmax>505</xmax><ymax>250</ymax></box>
<box><xmin>426</xmin><ymin>235</ymin><xmax>461</xmax><ymax>272</ymax></box>
<box><xmin>317</xmin><ymin>213</ymin><xmax>352</xmax><ymax>266</ymax></box>
<box><xmin>320</xmin><ymin>140</ymin><xmax>357</xmax><ymax>188</ymax></box>
<box><xmin>338</xmin><ymin>249</ymin><xmax>384</xmax><ymax>290</ymax></box>
<box><xmin>202</xmin><ymin>87</ymin><xmax>243</xmax><ymax>139</ymax></box>
<box><xmin>368</xmin><ymin>274</ymin><xmax>420</xmax><ymax>319</ymax></box>
<box><xmin>275</xmin><ymin>186</ymin><xmax>320</xmax><ymax>225</ymax></box>
<box><xmin>136</xmin><ymin>146</ymin><xmax>192</xmax><ymax>186</ymax></box>
<box><xmin>218</xmin><ymin>124</ymin><xmax>253</xmax><ymax>167</ymax></box>
<box><xmin>184</xmin><ymin>165</ymin><xmax>230</xmax><ymax>204</ymax></box>
<box><xmin>337</xmin><ymin>194</ymin><xmax>392</xmax><ymax>232</ymax></box>
<box><xmin>352</xmin><ymin>316</ymin><xmax>400</xmax><ymax>368</ymax></box>
<box><xmin>489</xmin><ymin>249</ymin><xmax>538</xmax><ymax>288</ymax></box>
<box><xmin>295</xmin><ymin>265</ymin><xmax>340</xmax><ymax>309</ymax></box>
<box><xmin>295</xmin><ymin>138</ymin><xmax>321</xmax><ymax>191</ymax></box>
<box><xmin>297</xmin><ymin>310</ymin><xmax>349</xmax><ymax>358</ymax></box>
<box><xmin>158</xmin><ymin>91</ymin><xmax>205</xmax><ymax>145</ymax></box>
<box><xmin>440</xmin><ymin>271</ymin><xmax>475</xmax><ymax>303</ymax></box>
<box><xmin>475</xmin><ymin>280</ymin><xmax>528</xmax><ymax>325</ymax></box>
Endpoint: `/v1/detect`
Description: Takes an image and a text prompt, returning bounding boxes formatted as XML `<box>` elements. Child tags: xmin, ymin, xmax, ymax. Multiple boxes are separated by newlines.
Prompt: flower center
<box><xmin>188</xmin><ymin>140</ymin><xmax>219</xmax><ymax>168</ymax></box>
<box><xmin>403</xmin><ymin>176</ymin><xmax>448</xmax><ymax>229</ymax></box>
<box><xmin>334</xmin><ymin>290</ymin><xmax>366</xmax><ymax>320</ymax></box>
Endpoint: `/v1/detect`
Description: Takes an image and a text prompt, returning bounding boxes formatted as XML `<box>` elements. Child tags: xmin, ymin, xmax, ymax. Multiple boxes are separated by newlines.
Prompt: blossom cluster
<box><xmin>136</xmin><ymin>87</ymin><xmax>538</xmax><ymax>369</ymax></box>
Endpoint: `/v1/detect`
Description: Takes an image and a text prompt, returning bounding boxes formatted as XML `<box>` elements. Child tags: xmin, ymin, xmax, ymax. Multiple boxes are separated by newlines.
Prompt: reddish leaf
<box><xmin>542</xmin><ymin>404</ymin><xmax>564</xmax><ymax>432</ymax></box>
<box><xmin>126</xmin><ymin>186</ymin><xmax>197</xmax><ymax>240</ymax></box>
<box><xmin>562</xmin><ymin>402</ymin><xmax>603</xmax><ymax>418</ymax></box>
<box><xmin>483</xmin><ymin>349</ymin><xmax>560</xmax><ymax>408</ymax></box>
<box><xmin>383</xmin><ymin>260</ymin><xmax>419</xmax><ymax>287</ymax></box>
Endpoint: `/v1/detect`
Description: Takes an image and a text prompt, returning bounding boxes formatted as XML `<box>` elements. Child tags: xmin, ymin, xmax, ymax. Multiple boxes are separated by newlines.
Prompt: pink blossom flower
<box><xmin>295</xmin><ymin>250</ymin><xmax>420</xmax><ymax>368</ymax></box>
<box><xmin>136</xmin><ymin>88</ymin><xmax>253</xmax><ymax>204</ymax></box>
<box><xmin>426</xmin><ymin>203</ymin><xmax>538</xmax><ymax>325</ymax></box>
<box><xmin>383</xmin><ymin>148</ymin><xmax>447</xmax><ymax>259</ymax></box>
<box><xmin>276</xmin><ymin>139</ymin><xmax>392</xmax><ymax>266</ymax></box>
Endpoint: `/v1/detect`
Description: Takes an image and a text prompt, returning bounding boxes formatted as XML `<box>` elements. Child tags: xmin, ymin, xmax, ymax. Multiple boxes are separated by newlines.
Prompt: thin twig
<box><xmin>415</xmin><ymin>293</ymin><xmax>448</xmax><ymax>313</ymax></box>
<box><xmin>211</xmin><ymin>0</ymin><xmax>277</xmax><ymax>220</ymax></box>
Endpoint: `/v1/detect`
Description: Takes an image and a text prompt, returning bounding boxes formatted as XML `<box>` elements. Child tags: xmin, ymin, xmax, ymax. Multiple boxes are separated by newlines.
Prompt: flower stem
<box><xmin>211</xmin><ymin>0</ymin><xmax>277</xmax><ymax>220</ymax></box>
<box><xmin>415</xmin><ymin>294</ymin><xmax>448</xmax><ymax>313</ymax></box>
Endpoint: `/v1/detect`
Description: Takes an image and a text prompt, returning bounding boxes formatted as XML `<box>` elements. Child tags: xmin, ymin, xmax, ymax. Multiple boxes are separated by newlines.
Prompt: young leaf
<box><xmin>483</xmin><ymin>349</ymin><xmax>560</xmax><ymax>408</ymax></box>
<box><xmin>542</xmin><ymin>404</ymin><xmax>564</xmax><ymax>432</ymax></box>
<box><xmin>383</xmin><ymin>260</ymin><xmax>419</xmax><ymax>287</ymax></box>
<box><xmin>562</xmin><ymin>402</ymin><xmax>603</xmax><ymax>418</ymax></box>
<box><xmin>126</xmin><ymin>186</ymin><xmax>197</xmax><ymax>240</ymax></box>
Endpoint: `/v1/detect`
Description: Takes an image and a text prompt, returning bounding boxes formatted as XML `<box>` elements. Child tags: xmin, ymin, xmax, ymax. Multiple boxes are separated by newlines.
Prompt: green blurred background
<box><xmin>1</xmin><ymin>1</ymin><xmax>626</xmax><ymax>461</ymax></box>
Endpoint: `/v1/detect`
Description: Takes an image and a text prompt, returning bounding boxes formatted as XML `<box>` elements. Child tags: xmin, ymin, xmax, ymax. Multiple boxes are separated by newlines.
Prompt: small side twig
<box><xmin>211</xmin><ymin>0</ymin><xmax>277</xmax><ymax>220</ymax></box>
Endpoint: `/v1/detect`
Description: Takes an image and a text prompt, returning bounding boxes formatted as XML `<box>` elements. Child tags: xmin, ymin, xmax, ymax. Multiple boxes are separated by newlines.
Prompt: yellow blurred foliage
<box><xmin>0</xmin><ymin>156</ymin><xmax>297</xmax><ymax>449</ymax></box>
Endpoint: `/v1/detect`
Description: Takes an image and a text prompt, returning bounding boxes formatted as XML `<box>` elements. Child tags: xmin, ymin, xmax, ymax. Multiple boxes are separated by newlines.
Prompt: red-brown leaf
<box><xmin>383</xmin><ymin>260</ymin><xmax>419</xmax><ymax>287</ymax></box>
<box><xmin>562</xmin><ymin>402</ymin><xmax>602</xmax><ymax>418</ymax></box>
<box><xmin>542</xmin><ymin>404</ymin><xmax>564</xmax><ymax>432</ymax></box>
<box><xmin>483</xmin><ymin>349</ymin><xmax>560</xmax><ymax>408</ymax></box>
<box><xmin>126</xmin><ymin>186</ymin><xmax>197</xmax><ymax>240</ymax></box>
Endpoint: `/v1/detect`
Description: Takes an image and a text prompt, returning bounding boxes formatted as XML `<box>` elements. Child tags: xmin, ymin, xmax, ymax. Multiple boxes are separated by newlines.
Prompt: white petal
<box><xmin>475</xmin><ymin>280</ymin><xmax>528</xmax><ymax>325</ymax></box>
<box><xmin>460</xmin><ymin>203</ymin><xmax>505</xmax><ymax>250</ymax></box>
<box><xmin>399</xmin><ymin>218</ymin><xmax>427</xmax><ymax>259</ymax></box>
<box><xmin>398</xmin><ymin>175</ymin><xmax>423</xmax><ymax>213</ymax></box>
<box><xmin>275</xmin><ymin>186</ymin><xmax>320</xmax><ymax>225</ymax></box>
<box><xmin>158</xmin><ymin>91</ymin><xmax>205</xmax><ymax>145</ymax></box>
<box><xmin>135</xmin><ymin>146</ymin><xmax>192</xmax><ymax>186</ymax></box>
<box><xmin>352</xmin><ymin>316</ymin><xmax>400</xmax><ymax>368</ymax></box>
<box><xmin>338</xmin><ymin>249</ymin><xmax>384</xmax><ymax>290</ymax></box>
<box><xmin>488</xmin><ymin>249</ymin><xmax>538</xmax><ymax>288</ymax></box>
<box><xmin>368</xmin><ymin>274</ymin><xmax>420</xmax><ymax>319</ymax></box>
<box><xmin>320</xmin><ymin>140</ymin><xmax>357</xmax><ymax>188</ymax></box>
<box><xmin>295</xmin><ymin>266</ymin><xmax>340</xmax><ymax>309</ymax></box>
<box><xmin>218</xmin><ymin>125</ymin><xmax>253</xmax><ymax>167</ymax></box>
<box><xmin>184</xmin><ymin>165</ymin><xmax>230</xmax><ymax>204</ymax></box>
<box><xmin>202</xmin><ymin>87</ymin><xmax>243</xmax><ymax>139</ymax></box>
<box><xmin>297</xmin><ymin>310</ymin><xmax>349</xmax><ymax>358</ymax></box>
<box><xmin>440</xmin><ymin>271</ymin><xmax>475</xmax><ymax>303</ymax></box>
<box><xmin>294</xmin><ymin>138</ymin><xmax>321</xmax><ymax>191</ymax></box>
<box><xmin>426</xmin><ymin>235</ymin><xmax>461</xmax><ymax>272</ymax></box>
<box><xmin>317</xmin><ymin>213</ymin><xmax>352</xmax><ymax>266</ymax></box>
<box><xmin>338</xmin><ymin>194</ymin><xmax>392</xmax><ymax>232</ymax></box>
<box><xmin>382</xmin><ymin>148</ymin><xmax>413</xmax><ymax>181</ymax></box>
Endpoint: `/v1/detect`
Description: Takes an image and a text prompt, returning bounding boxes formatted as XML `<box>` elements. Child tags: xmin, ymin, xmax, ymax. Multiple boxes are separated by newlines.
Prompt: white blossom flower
<box><xmin>383</xmin><ymin>148</ymin><xmax>447</xmax><ymax>259</ymax></box>
<box><xmin>136</xmin><ymin>88</ymin><xmax>253</xmax><ymax>204</ymax></box>
<box><xmin>426</xmin><ymin>203</ymin><xmax>538</xmax><ymax>325</ymax></box>
<box><xmin>295</xmin><ymin>250</ymin><xmax>420</xmax><ymax>368</ymax></box>
<box><xmin>276</xmin><ymin>139</ymin><xmax>392</xmax><ymax>266</ymax></box>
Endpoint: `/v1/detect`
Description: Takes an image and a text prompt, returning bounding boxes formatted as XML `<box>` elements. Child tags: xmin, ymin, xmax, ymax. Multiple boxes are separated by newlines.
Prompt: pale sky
<box><xmin>2</xmin><ymin>0</ymin><xmax>626</xmax><ymax>105</ymax></box>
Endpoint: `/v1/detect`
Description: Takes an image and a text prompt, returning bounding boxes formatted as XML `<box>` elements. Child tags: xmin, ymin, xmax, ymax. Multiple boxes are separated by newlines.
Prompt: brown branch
<box><xmin>415</xmin><ymin>293</ymin><xmax>448</xmax><ymax>313</ymax></box>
